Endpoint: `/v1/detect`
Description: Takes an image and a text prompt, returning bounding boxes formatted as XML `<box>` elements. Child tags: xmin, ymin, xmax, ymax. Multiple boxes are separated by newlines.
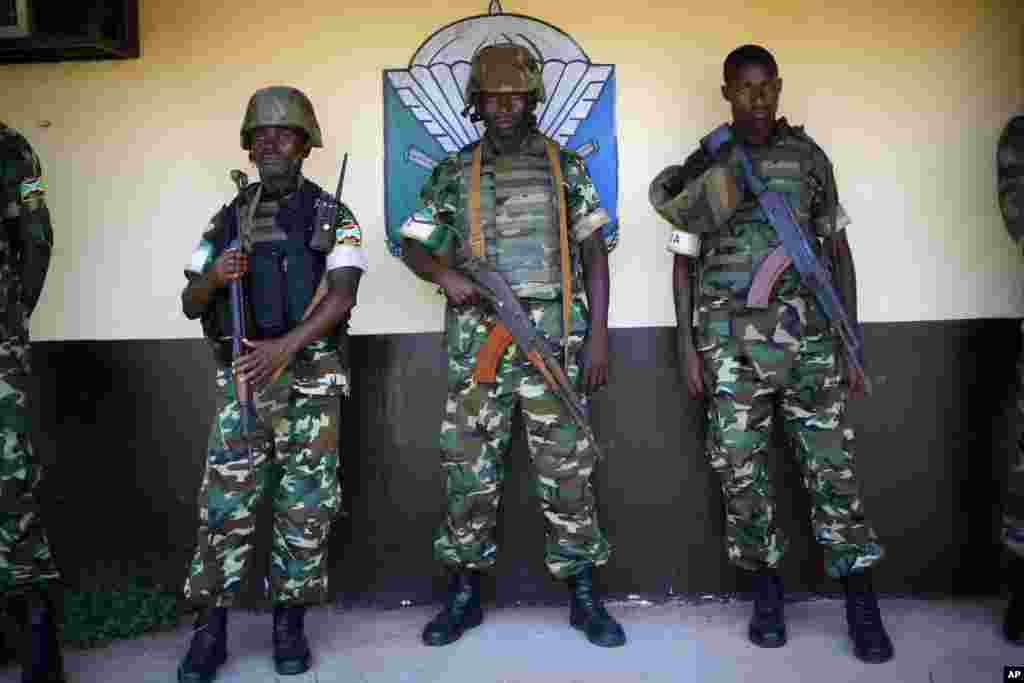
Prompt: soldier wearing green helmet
<box><xmin>398</xmin><ymin>43</ymin><xmax>626</xmax><ymax>649</ymax></box>
<box><xmin>177</xmin><ymin>86</ymin><xmax>367</xmax><ymax>682</ymax></box>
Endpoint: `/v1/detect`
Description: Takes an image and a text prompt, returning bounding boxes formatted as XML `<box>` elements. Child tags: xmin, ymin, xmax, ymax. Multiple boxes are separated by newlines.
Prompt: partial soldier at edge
<box><xmin>177</xmin><ymin>87</ymin><xmax>367</xmax><ymax>682</ymax></box>
<box><xmin>999</xmin><ymin>113</ymin><xmax>1024</xmax><ymax>645</ymax></box>
<box><xmin>0</xmin><ymin>122</ymin><xmax>64</xmax><ymax>683</ymax></box>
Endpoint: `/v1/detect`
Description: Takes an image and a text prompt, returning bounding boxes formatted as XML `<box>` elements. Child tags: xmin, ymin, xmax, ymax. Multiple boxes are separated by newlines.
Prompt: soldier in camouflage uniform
<box><xmin>178</xmin><ymin>87</ymin><xmax>367</xmax><ymax>682</ymax></box>
<box><xmin>398</xmin><ymin>44</ymin><xmax>626</xmax><ymax>648</ymax></box>
<box><xmin>999</xmin><ymin>114</ymin><xmax>1024</xmax><ymax>645</ymax></box>
<box><xmin>0</xmin><ymin>123</ymin><xmax>64</xmax><ymax>683</ymax></box>
<box><xmin>650</xmin><ymin>45</ymin><xmax>893</xmax><ymax>663</ymax></box>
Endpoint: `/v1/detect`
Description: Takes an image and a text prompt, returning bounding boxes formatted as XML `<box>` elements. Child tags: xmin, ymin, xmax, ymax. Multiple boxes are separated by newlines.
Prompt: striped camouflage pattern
<box><xmin>702</xmin><ymin>320</ymin><xmax>883</xmax><ymax>578</ymax></box>
<box><xmin>998</xmin><ymin>115</ymin><xmax>1024</xmax><ymax>245</ymax></box>
<box><xmin>655</xmin><ymin>121</ymin><xmax>881</xmax><ymax>578</ymax></box>
<box><xmin>433</xmin><ymin>297</ymin><xmax>610</xmax><ymax>579</ymax></box>
<box><xmin>0</xmin><ymin>125</ymin><xmax>58</xmax><ymax>595</ymax></box>
<box><xmin>184</xmin><ymin>368</ymin><xmax>341</xmax><ymax>607</ymax></box>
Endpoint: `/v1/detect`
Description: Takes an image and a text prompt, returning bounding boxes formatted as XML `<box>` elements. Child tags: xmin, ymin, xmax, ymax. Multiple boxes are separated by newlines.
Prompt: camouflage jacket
<box><xmin>0</xmin><ymin>124</ymin><xmax>53</xmax><ymax>355</ymax></box>
<box><xmin>653</xmin><ymin>119</ymin><xmax>852</xmax><ymax>348</ymax></box>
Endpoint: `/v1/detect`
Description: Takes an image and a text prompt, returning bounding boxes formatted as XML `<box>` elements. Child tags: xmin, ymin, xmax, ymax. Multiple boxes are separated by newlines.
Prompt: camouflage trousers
<box><xmin>434</xmin><ymin>298</ymin><xmax>611</xmax><ymax>580</ymax></box>
<box><xmin>1004</xmin><ymin>320</ymin><xmax>1024</xmax><ymax>559</ymax></box>
<box><xmin>184</xmin><ymin>368</ymin><xmax>341</xmax><ymax>607</ymax></box>
<box><xmin>0</xmin><ymin>363</ymin><xmax>59</xmax><ymax>596</ymax></box>
<box><xmin>701</xmin><ymin>331</ymin><xmax>884</xmax><ymax>579</ymax></box>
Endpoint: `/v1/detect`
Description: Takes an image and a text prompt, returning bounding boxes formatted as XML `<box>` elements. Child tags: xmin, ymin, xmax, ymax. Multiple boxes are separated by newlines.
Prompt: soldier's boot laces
<box><xmin>842</xmin><ymin>569</ymin><xmax>894</xmax><ymax>663</ymax></box>
<box><xmin>273</xmin><ymin>605</ymin><xmax>312</xmax><ymax>676</ymax></box>
<box><xmin>177</xmin><ymin>607</ymin><xmax>228</xmax><ymax>683</ymax></box>
<box><xmin>19</xmin><ymin>591</ymin><xmax>66</xmax><ymax>683</ymax></box>
<box><xmin>1004</xmin><ymin>556</ymin><xmax>1024</xmax><ymax>644</ymax></box>
<box><xmin>748</xmin><ymin>569</ymin><xmax>787</xmax><ymax>648</ymax></box>
<box><xmin>422</xmin><ymin>570</ymin><xmax>484</xmax><ymax>646</ymax></box>
<box><xmin>569</xmin><ymin>565</ymin><xmax>626</xmax><ymax>648</ymax></box>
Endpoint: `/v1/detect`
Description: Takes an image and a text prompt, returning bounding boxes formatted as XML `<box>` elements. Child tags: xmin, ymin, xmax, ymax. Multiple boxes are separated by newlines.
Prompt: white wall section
<box><xmin>0</xmin><ymin>0</ymin><xmax>1020</xmax><ymax>340</ymax></box>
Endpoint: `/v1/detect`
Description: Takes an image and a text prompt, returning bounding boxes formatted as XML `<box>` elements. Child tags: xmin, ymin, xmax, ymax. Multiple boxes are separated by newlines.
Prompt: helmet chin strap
<box><xmin>256</xmin><ymin>158</ymin><xmax>304</xmax><ymax>196</ymax></box>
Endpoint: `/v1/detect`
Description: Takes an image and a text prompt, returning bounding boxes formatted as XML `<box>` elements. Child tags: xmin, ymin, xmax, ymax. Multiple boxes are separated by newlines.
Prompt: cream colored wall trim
<box><xmin>0</xmin><ymin>0</ymin><xmax>1019</xmax><ymax>339</ymax></box>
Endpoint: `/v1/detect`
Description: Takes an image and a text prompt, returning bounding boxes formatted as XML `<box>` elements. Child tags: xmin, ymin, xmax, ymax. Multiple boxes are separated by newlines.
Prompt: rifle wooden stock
<box><xmin>458</xmin><ymin>258</ymin><xmax>604</xmax><ymax>459</ymax></box>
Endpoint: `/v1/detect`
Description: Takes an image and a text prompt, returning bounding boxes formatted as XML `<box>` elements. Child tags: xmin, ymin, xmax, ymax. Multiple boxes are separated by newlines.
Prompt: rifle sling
<box><xmin>544</xmin><ymin>139</ymin><xmax>573</xmax><ymax>371</ymax></box>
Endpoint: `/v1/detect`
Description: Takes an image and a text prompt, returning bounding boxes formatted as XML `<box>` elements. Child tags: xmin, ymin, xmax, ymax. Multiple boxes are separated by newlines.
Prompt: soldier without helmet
<box><xmin>650</xmin><ymin>44</ymin><xmax>894</xmax><ymax>663</ymax></box>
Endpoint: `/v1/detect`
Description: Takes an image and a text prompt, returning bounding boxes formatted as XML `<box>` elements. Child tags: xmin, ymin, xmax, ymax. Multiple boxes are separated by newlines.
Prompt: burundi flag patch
<box><xmin>337</xmin><ymin>223</ymin><xmax>363</xmax><ymax>247</ymax></box>
<box><xmin>18</xmin><ymin>176</ymin><xmax>45</xmax><ymax>201</ymax></box>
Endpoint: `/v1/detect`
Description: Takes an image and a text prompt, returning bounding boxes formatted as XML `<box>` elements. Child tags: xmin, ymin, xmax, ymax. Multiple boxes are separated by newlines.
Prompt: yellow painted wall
<box><xmin>0</xmin><ymin>0</ymin><xmax>1020</xmax><ymax>340</ymax></box>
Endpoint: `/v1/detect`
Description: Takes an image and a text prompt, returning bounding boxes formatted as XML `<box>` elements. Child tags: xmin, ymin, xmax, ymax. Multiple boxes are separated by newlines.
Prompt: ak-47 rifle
<box><xmin>702</xmin><ymin>124</ymin><xmax>871</xmax><ymax>394</ymax></box>
<box><xmin>229</xmin><ymin>169</ymin><xmax>262</xmax><ymax>451</ymax></box>
<box><xmin>457</xmin><ymin>257</ymin><xmax>604</xmax><ymax>460</ymax></box>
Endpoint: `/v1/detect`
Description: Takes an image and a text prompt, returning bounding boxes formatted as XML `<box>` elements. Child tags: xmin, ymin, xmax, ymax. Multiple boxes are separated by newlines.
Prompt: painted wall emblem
<box><xmin>383</xmin><ymin>4</ymin><xmax>619</xmax><ymax>255</ymax></box>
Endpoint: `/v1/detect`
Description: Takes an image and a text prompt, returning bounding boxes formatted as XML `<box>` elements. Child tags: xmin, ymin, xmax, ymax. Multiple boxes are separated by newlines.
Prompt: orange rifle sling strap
<box><xmin>544</xmin><ymin>138</ymin><xmax>573</xmax><ymax>370</ymax></box>
<box><xmin>469</xmin><ymin>144</ymin><xmax>485</xmax><ymax>259</ymax></box>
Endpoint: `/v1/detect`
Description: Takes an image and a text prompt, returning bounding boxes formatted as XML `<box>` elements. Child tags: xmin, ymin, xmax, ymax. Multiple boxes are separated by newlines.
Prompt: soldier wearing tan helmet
<box><xmin>398</xmin><ymin>44</ymin><xmax>626</xmax><ymax>648</ymax></box>
<box><xmin>177</xmin><ymin>86</ymin><xmax>367</xmax><ymax>682</ymax></box>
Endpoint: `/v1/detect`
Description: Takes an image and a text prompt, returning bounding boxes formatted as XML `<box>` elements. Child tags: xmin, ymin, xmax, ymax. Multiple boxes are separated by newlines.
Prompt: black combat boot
<box><xmin>421</xmin><ymin>570</ymin><xmax>484</xmax><ymax>646</ymax></box>
<box><xmin>1004</xmin><ymin>555</ymin><xmax>1024</xmax><ymax>644</ymax></box>
<box><xmin>1006</xmin><ymin>591</ymin><xmax>1024</xmax><ymax>645</ymax></box>
<box><xmin>748</xmin><ymin>569</ymin><xmax>787</xmax><ymax>648</ymax></box>
<box><xmin>842</xmin><ymin>569</ymin><xmax>894</xmax><ymax>663</ymax></box>
<box><xmin>273</xmin><ymin>605</ymin><xmax>312</xmax><ymax>676</ymax></box>
<box><xmin>177</xmin><ymin>607</ymin><xmax>228</xmax><ymax>683</ymax></box>
<box><xmin>568</xmin><ymin>565</ymin><xmax>626</xmax><ymax>647</ymax></box>
<box><xmin>18</xmin><ymin>590</ymin><xmax>65</xmax><ymax>683</ymax></box>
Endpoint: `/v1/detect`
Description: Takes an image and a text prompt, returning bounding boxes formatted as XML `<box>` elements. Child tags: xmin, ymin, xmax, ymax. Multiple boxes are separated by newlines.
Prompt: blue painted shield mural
<box><xmin>383</xmin><ymin>10</ymin><xmax>619</xmax><ymax>256</ymax></box>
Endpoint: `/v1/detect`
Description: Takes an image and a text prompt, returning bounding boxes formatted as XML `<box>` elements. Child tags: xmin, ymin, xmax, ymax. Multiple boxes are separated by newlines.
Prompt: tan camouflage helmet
<box><xmin>240</xmin><ymin>86</ymin><xmax>323</xmax><ymax>150</ymax></box>
<box><xmin>464</xmin><ymin>43</ymin><xmax>546</xmax><ymax>105</ymax></box>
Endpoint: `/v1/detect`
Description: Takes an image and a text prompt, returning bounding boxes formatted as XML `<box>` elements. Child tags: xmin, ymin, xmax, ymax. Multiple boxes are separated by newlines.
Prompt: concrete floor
<box><xmin>2</xmin><ymin>597</ymin><xmax>1021</xmax><ymax>682</ymax></box>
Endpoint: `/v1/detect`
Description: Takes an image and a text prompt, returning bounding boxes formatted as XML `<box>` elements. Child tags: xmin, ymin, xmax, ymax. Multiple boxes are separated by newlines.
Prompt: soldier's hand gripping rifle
<box><xmin>229</xmin><ymin>170</ymin><xmax>262</xmax><ymax>450</ymax></box>
<box><xmin>457</xmin><ymin>258</ymin><xmax>604</xmax><ymax>460</ymax></box>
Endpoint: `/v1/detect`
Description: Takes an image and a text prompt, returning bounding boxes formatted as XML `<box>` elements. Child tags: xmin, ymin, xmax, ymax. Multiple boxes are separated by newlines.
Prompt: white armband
<box><xmin>667</xmin><ymin>230</ymin><xmax>701</xmax><ymax>257</ymax></box>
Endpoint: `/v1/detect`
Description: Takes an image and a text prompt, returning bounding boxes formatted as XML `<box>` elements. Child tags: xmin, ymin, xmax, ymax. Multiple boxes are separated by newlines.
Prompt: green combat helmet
<box><xmin>463</xmin><ymin>43</ymin><xmax>546</xmax><ymax>119</ymax></box>
<box><xmin>240</xmin><ymin>86</ymin><xmax>323</xmax><ymax>150</ymax></box>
